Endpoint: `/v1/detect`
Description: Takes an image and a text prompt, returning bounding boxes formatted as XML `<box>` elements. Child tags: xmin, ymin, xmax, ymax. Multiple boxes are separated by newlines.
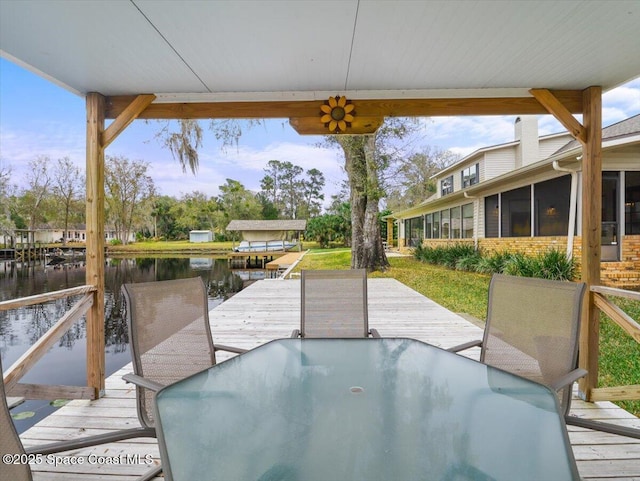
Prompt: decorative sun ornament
<box><xmin>320</xmin><ymin>96</ymin><xmax>355</xmax><ymax>133</ymax></box>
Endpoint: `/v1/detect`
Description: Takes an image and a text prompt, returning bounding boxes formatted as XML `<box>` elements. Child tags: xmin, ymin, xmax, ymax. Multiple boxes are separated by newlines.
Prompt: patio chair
<box><xmin>448</xmin><ymin>274</ymin><xmax>640</xmax><ymax>440</ymax></box>
<box><xmin>121</xmin><ymin>277</ymin><xmax>248</xmax><ymax>479</ymax></box>
<box><xmin>291</xmin><ymin>269</ymin><xmax>380</xmax><ymax>338</ymax></box>
<box><xmin>1</xmin><ymin>355</ymin><xmax>156</xmax><ymax>481</ymax></box>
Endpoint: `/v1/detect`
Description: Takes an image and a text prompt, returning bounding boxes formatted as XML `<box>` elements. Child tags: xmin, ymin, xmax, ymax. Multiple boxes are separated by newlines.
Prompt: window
<box><xmin>626</xmin><ymin>171</ymin><xmax>640</xmax><ymax>235</ymax></box>
<box><xmin>534</xmin><ymin>175</ymin><xmax>570</xmax><ymax>236</ymax></box>
<box><xmin>451</xmin><ymin>206</ymin><xmax>461</xmax><ymax>238</ymax></box>
<box><xmin>462</xmin><ymin>203</ymin><xmax>474</xmax><ymax>238</ymax></box>
<box><xmin>425</xmin><ymin>214</ymin><xmax>432</xmax><ymax>239</ymax></box>
<box><xmin>432</xmin><ymin>211</ymin><xmax>440</xmax><ymax>238</ymax></box>
<box><xmin>404</xmin><ymin>216</ymin><xmax>424</xmax><ymax>247</ymax></box>
<box><xmin>485</xmin><ymin>195</ymin><xmax>499</xmax><ymax>238</ymax></box>
<box><xmin>501</xmin><ymin>186</ymin><xmax>531</xmax><ymax>237</ymax></box>
<box><xmin>461</xmin><ymin>164</ymin><xmax>479</xmax><ymax>188</ymax></box>
<box><xmin>441</xmin><ymin>175</ymin><xmax>453</xmax><ymax>196</ymax></box>
<box><xmin>441</xmin><ymin>209</ymin><xmax>451</xmax><ymax>238</ymax></box>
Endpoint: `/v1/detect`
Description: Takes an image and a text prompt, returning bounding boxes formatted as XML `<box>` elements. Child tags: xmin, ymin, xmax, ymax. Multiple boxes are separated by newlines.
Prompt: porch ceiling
<box><xmin>1</xmin><ymin>0</ymin><xmax>639</xmax><ymax>103</ymax></box>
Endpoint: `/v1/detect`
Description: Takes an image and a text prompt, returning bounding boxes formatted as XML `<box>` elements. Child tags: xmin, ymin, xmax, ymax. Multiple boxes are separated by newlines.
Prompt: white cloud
<box><xmin>418</xmin><ymin>78</ymin><xmax>640</xmax><ymax>160</ymax></box>
<box><xmin>427</xmin><ymin>115</ymin><xmax>517</xmax><ymax>149</ymax></box>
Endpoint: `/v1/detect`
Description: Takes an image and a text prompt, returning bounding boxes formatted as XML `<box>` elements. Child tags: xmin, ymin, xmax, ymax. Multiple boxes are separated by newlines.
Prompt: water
<box><xmin>0</xmin><ymin>256</ymin><xmax>249</xmax><ymax>433</ymax></box>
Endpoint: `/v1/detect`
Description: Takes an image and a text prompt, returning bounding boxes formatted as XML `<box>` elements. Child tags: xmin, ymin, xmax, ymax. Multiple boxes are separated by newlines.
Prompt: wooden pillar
<box><xmin>578</xmin><ymin>86</ymin><xmax>602</xmax><ymax>400</ymax></box>
<box><xmin>386</xmin><ymin>219</ymin><xmax>394</xmax><ymax>248</ymax></box>
<box><xmin>86</xmin><ymin>92</ymin><xmax>106</xmax><ymax>397</ymax></box>
<box><xmin>530</xmin><ymin>86</ymin><xmax>602</xmax><ymax>400</ymax></box>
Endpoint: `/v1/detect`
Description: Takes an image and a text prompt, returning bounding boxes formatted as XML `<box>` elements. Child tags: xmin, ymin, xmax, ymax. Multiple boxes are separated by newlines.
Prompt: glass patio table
<box><xmin>154</xmin><ymin>338</ymin><xmax>580</xmax><ymax>481</ymax></box>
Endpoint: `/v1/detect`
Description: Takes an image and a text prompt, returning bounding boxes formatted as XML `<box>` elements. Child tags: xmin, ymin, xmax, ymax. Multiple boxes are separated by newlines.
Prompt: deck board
<box><xmin>18</xmin><ymin>278</ymin><xmax>640</xmax><ymax>480</ymax></box>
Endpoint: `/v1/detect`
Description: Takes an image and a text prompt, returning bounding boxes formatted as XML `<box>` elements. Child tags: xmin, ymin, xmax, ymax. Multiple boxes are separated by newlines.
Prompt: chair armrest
<box><xmin>215</xmin><ymin>344</ymin><xmax>248</xmax><ymax>354</ymax></box>
<box><xmin>369</xmin><ymin>328</ymin><xmax>381</xmax><ymax>338</ymax></box>
<box><xmin>548</xmin><ymin>368</ymin><xmax>587</xmax><ymax>392</ymax></box>
<box><xmin>291</xmin><ymin>329</ymin><xmax>300</xmax><ymax>338</ymax></box>
<box><xmin>122</xmin><ymin>373</ymin><xmax>165</xmax><ymax>392</ymax></box>
<box><xmin>447</xmin><ymin>339</ymin><xmax>482</xmax><ymax>353</ymax></box>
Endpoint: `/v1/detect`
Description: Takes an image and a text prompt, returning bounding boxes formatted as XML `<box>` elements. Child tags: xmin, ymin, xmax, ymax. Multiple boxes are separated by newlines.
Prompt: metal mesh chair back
<box><xmin>122</xmin><ymin>277</ymin><xmax>216</xmax><ymax>427</ymax></box>
<box><xmin>300</xmin><ymin>269</ymin><xmax>369</xmax><ymax>338</ymax></box>
<box><xmin>1</xmin><ymin>356</ymin><xmax>33</xmax><ymax>481</ymax></box>
<box><xmin>482</xmin><ymin>274</ymin><xmax>586</xmax><ymax>415</ymax></box>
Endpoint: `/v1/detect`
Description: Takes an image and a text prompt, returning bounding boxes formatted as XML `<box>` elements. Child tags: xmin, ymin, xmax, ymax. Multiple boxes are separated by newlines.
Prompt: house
<box><xmin>388</xmin><ymin>115</ymin><xmax>640</xmax><ymax>288</ymax></box>
<box><xmin>6</xmin><ymin>226</ymin><xmax>134</xmax><ymax>245</ymax></box>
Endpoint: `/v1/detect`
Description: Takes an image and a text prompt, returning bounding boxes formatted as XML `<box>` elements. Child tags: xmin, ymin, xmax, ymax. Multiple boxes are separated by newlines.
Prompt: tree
<box><xmin>305</xmin><ymin>214</ymin><xmax>344</xmax><ymax>248</ymax></box>
<box><xmin>104</xmin><ymin>155</ymin><xmax>155</xmax><ymax>244</ymax></box>
<box><xmin>255</xmin><ymin>191</ymin><xmax>279</xmax><ymax>220</ymax></box>
<box><xmin>51</xmin><ymin>157</ymin><xmax>84</xmax><ymax>245</ymax></box>
<box><xmin>260</xmin><ymin>160</ymin><xmax>325</xmax><ymax>219</ymax></box>
<box><xmin>327</xmin><ymin>118</ymin><xmax>418</xmax><ymax>271</ymax></box>
<box><xmin>300</xmin><ymin>168</ymin><xmax>325</xmax><ymax>218</ymax></box>
<box><xmin>172</xmin><ymin>191</ymin><xmax>224</xmax><ymax>236</ymax></box>
<box><xmin>0</xmin><ymin>164</ymin><xmax>16</xmax><ymax>243</ymax></box>
<box><xmin>219</xmin><ymin>179</ymin><xmax>262</xmax><ymax>222</ymax></box>
<box><xmin>21</xmin><ymin>155</ymin><xmax>52</xmax><ymax>230</ymax></box>
<box><xmin>386</xmin><ymin>147</ymin><xmax>459</xmax><ymax>210</ymax></box>
<box><xmin>326</xmin><ymin>197</ymin><xmax>352</xmax><ymax>246</ymax></box>
<box><xmin>150</xmin><ymin>195</ymin><xmax>180</xmax><ymax>239</ymax></box>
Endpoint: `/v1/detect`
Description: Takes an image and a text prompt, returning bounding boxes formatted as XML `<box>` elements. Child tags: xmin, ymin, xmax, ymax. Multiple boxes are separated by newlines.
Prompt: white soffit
<box><xmin>1</xmin><ymin>0</ymin><xmax>639</xmax><ymax>101</ymax></box>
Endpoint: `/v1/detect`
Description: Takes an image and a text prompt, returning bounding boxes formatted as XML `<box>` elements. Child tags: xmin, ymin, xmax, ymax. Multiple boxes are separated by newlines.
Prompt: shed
<box><xmin>189</xmin><ymin>230</ymin><xmax>213</xmax><ymax>243</ymax></box>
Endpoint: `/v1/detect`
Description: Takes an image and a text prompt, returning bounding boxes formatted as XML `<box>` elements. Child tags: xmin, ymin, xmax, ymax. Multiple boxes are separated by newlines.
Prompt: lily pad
<box><xmin>11</xmin><ymin>411</ymin><xmax>35</xmax><ymax>420</ymax></box>
<box><xmin>50</xmin><ymin>399</ymin><xmax>70</xmax><ymax>408</ymax></box>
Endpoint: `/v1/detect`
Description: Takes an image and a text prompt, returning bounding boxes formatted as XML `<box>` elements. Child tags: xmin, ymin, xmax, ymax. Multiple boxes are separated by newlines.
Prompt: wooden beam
<box><xmin>529</xmin><ymin>89</ymin><xmax>586</xmax><ymax>143</ymax></box>
<box><xmin>8</xmin><ymin>383</ymin><xmax>97</xmax><ymax>401</ymax></box>
<box><xmin>0</xmin><ymin>285</ymin><xmax>96</xmax><ymax>311</ymax></box>
<box><xmin>578</xmin><ymin>86</ymin><xmax>602</xmax><ymax>401</ymax></box>
<box><xmin>289</xmin><ymin>116</ymin><xmax>384</xmax><ymax>135</ymax></box>
<box><xmin>593</xmin><ymin>292</ymin><xmax>640</xmax><ymax>343</ymax></box>
<box><xmin>591</xmin><ymin>385</ymin><xmax>640</xmax><ymax>402</ymax></box>
<box><xmin>3</xmin><ymin>294</ymin><xmax>94</xmax><ymax>391</ymax></box>
<box><xmin>86</xmin><ymin>92</ymin><xmax>106</xmax><ymax>398</ymax></box>
<box><xmin>591</xmin><ymin>284</ymin><xmax>640</xmax><ymax>302</ymax></box>
<box><xmin>104</xmin><ymin>90</ymin><xmax>584</xmax><ymax>120</ymax></box>
<box><xmin>101</xmin><ymin>94</ymin><xmax>156</xmax><ymax>148</ymax></box>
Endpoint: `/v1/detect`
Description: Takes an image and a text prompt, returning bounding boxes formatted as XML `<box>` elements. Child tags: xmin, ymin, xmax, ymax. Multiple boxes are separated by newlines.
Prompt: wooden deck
<box><xmin>19</xmin><ymin>279</ymin><xmax>640</xmax><ymax>480</ymax></box>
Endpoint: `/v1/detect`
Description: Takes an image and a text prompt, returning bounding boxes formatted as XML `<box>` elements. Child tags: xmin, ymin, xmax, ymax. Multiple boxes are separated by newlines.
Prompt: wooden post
<box><xmin>86</xmin><ymin>92</ymin><xmax>106</xmax><ymax>397</ymax></box>
<box><xmin>530</xmin><ymin>87</ymin><xmax>604</xmax><ymax>400</ymax></box>
<box><xmin>386</xmin><ymin>219</ymin><xmax>394</xmax><ymax>248</ymax></box>
<box><xmin>578</xmin><ymin>86</ymin><xmax>602</xmax><ymax>400</ymax></box>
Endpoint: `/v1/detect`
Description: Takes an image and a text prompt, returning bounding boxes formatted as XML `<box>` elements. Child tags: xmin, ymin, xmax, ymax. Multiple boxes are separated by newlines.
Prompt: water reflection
<box><xmin>0</xmin><ymin>256</ymin><xmax>244</xmax><ymax>432</ymax></box>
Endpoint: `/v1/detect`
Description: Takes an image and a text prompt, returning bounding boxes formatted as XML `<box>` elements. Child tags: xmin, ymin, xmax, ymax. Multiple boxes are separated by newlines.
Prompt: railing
<box><xmin>1</xmin><ymin>281</ymin><xmax>638</xmax><ymax>405</ymax></box>
<box><xmin>590</xmin><ymin>285</ymin><xmax>640</xmax><ymax>402</ymax></box>
<box><xmin>0</xmin><ymin>285</ymin><xmax>98</xmax><ymax>401</ymax></box>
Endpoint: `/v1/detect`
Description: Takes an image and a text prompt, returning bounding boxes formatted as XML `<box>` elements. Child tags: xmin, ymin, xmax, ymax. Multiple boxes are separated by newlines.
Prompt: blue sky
<box><xmin>1</xmin><ymin>57</ymin><xmax>639</xmax><ymax>203</ymax></box>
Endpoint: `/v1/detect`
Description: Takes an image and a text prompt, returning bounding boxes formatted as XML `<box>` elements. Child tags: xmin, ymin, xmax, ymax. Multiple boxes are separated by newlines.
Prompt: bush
<box><xmin>536</xmin><ymin>248</ymin><xmax>576</xmax><ymax>280</ymax></box>
<box><xmin>474</xmin><ymin>251</ymin><xmax>510</xmax><ymax>274</ymax></box>
<box><xmin>415</xmin><ymin>244</ymin><xmax>577</xmax><ymax>281</ymax></box>
<box><xmin>456</xmin><ymin>252</ymin><xmax>482</xmax><ymax>272</ymax></box>
<box><xmin>502</xmin><ymin>252</ymin><xmax>537</xmax><ymax>277</ymax></box>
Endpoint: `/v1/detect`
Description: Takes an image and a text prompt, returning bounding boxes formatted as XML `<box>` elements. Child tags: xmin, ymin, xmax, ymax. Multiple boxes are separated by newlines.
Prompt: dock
<box><xmin>19</xmin><ymin>279</ymin><xmax>640</xmax><ymax>480</ymax></box>
<box><xmin>265</xmin><ymin>251</ymin><xmax>306</xmax><ymax>278</ymax></box>
<box><xmin>227</xmin><ymin>250</ymin><xmax>301</xmax><ymax>269</ymax></box>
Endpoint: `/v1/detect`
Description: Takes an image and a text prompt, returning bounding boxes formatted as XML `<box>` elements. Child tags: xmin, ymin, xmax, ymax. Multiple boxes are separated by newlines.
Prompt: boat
<box><xmin>233</xmin><ymin>240</ymin><xmax>297</xmax><ymax>252</ymax></box>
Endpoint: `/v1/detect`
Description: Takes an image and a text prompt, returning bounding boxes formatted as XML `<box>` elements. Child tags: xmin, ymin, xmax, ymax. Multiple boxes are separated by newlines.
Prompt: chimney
<box><xmin>514</xmin><ymin>115</ymin><xmax>539</xmax><ymax>168</ymax></box>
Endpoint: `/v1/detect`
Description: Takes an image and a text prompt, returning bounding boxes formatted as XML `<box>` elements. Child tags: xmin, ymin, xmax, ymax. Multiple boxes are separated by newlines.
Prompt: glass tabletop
<box><xmin>154</xmin><ymin>338</ymin><xmax>579</xmax><ymax>481</ymax></box>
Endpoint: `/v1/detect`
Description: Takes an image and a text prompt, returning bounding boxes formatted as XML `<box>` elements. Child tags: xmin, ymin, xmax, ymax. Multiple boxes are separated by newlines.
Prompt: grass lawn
<box><xmin>296</xmin><ymin>248</ymin><xmax>640</xmax><ymax>417</ymax></box>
